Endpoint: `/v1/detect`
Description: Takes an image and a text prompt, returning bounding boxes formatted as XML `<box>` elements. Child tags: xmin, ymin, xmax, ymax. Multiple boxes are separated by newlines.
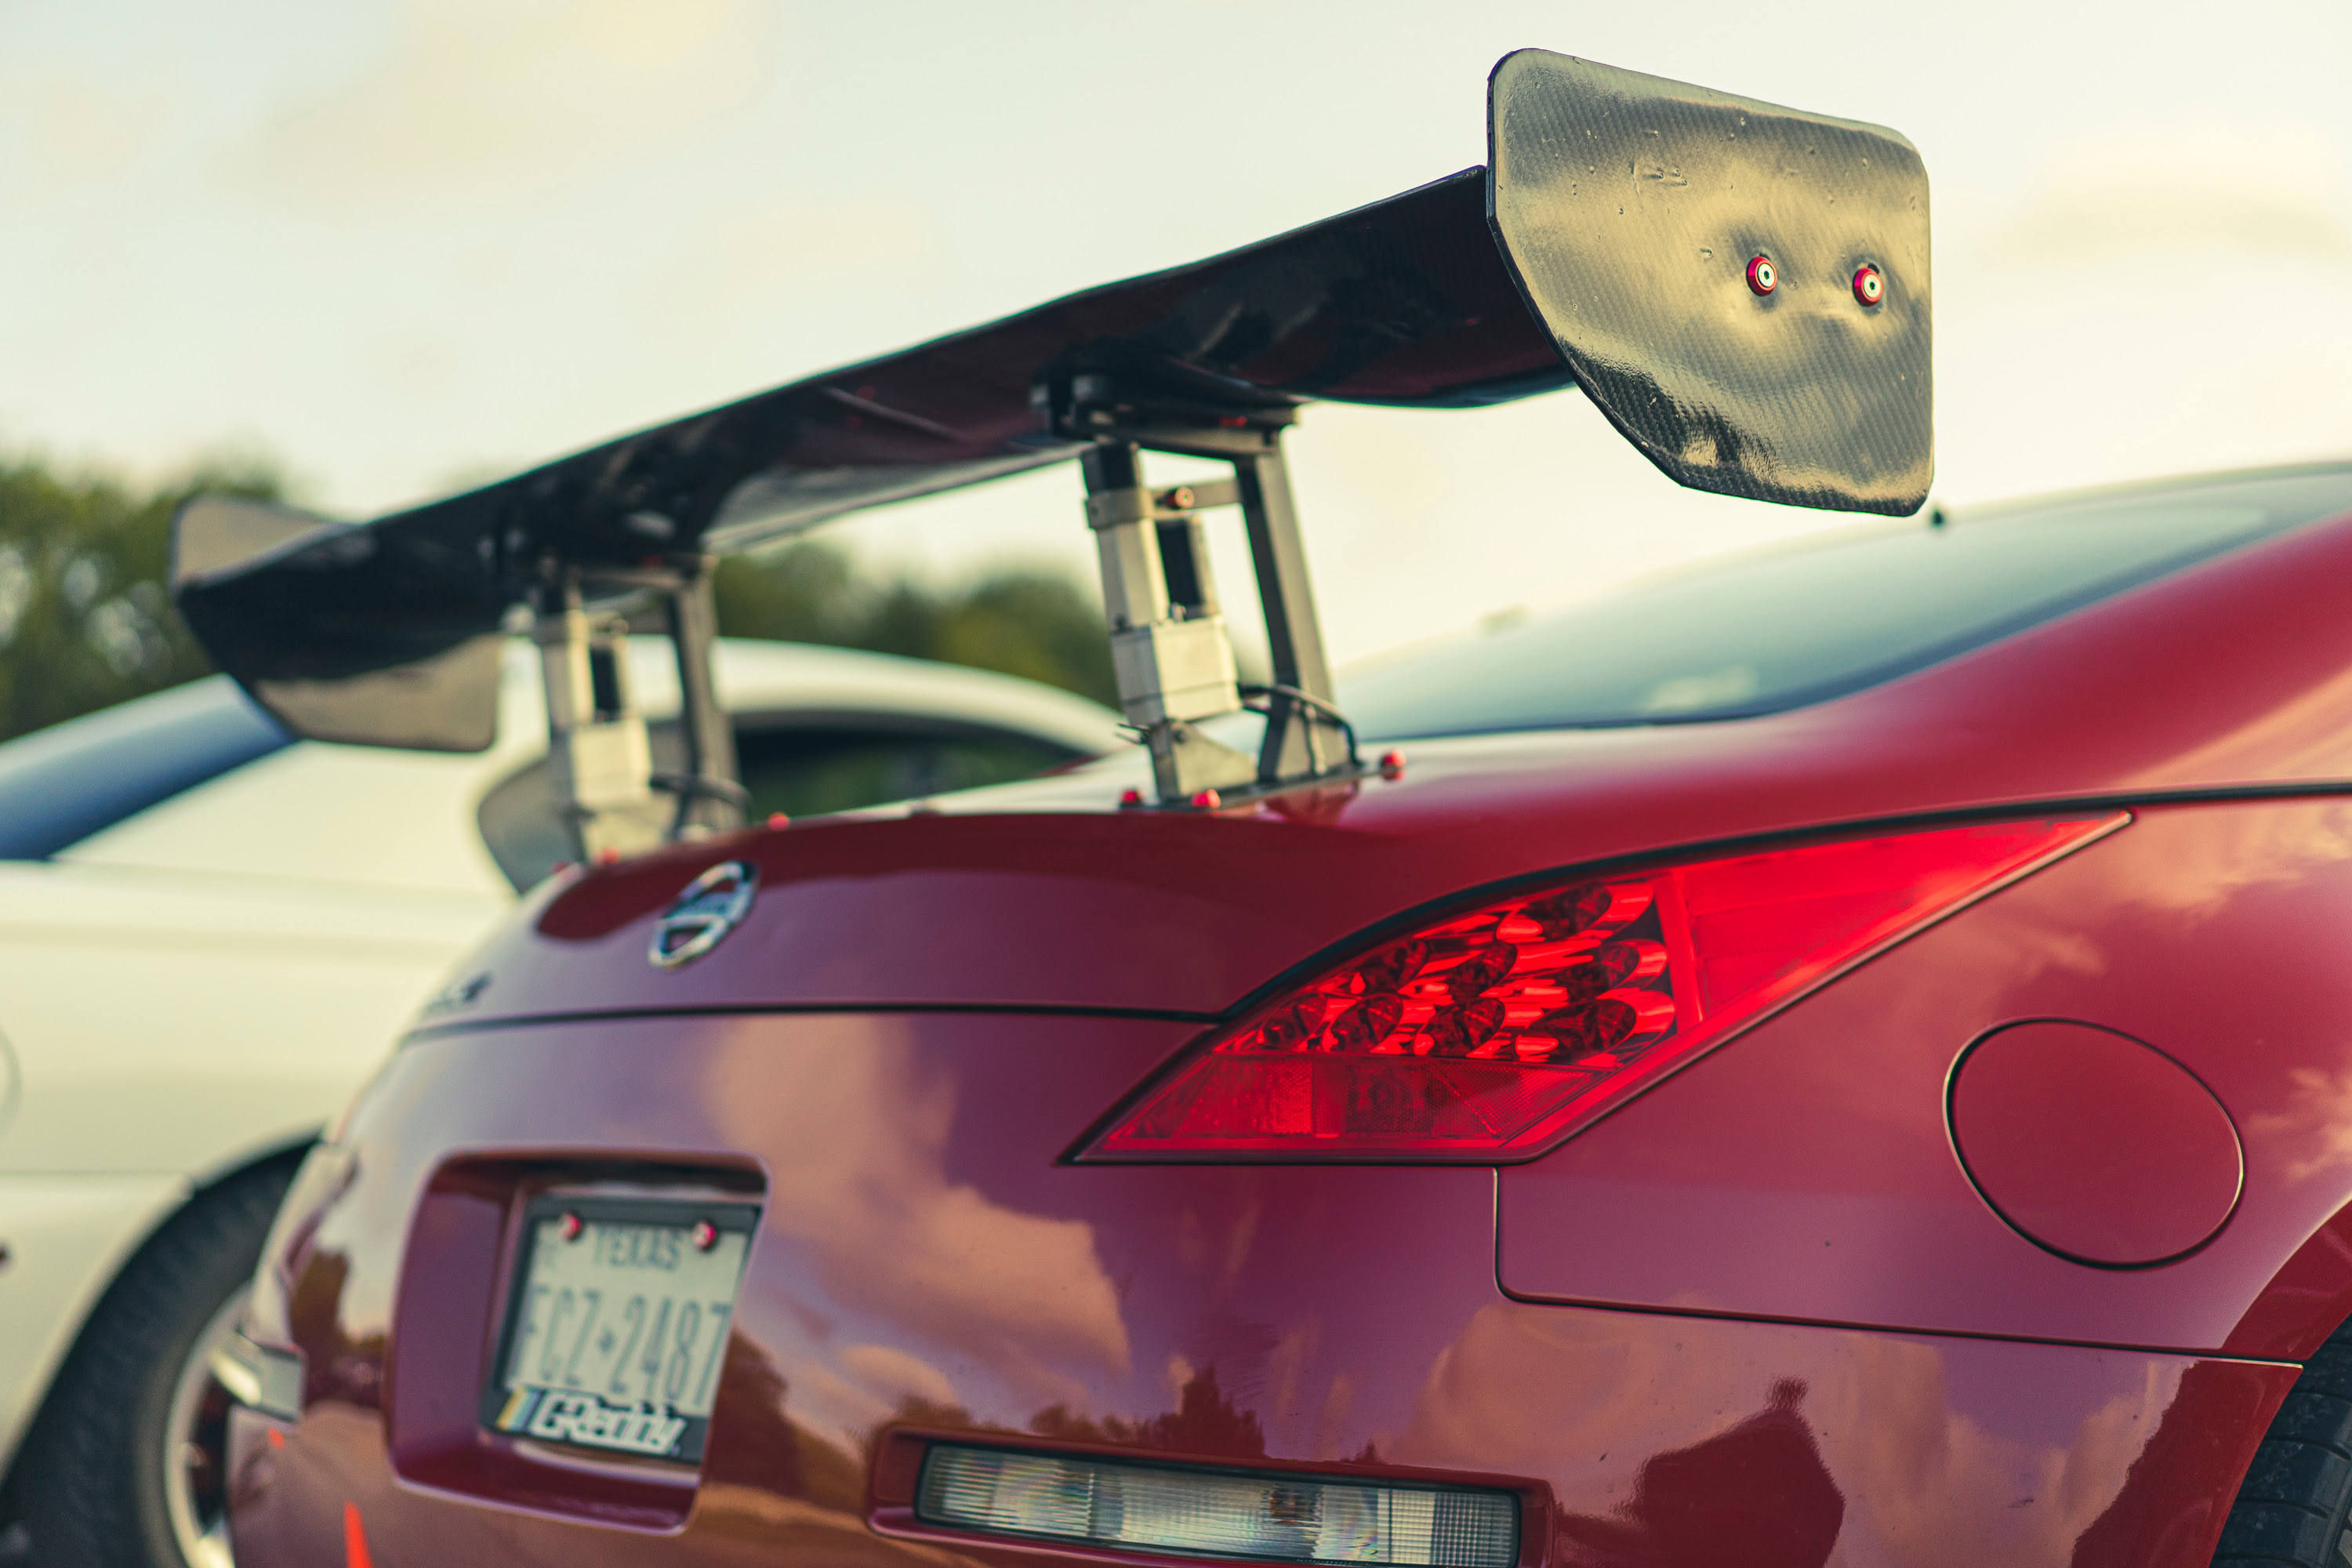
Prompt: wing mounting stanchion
<box><xmin>532</xmin><ymin>559</ymin><xmax>746</xmax><ymax>863</ymax></box>
<box><xmin>1048</xmin><ymin>374</ymin><xmax>1356</xmax><ymax>806</ymax></box>
<box><xmin>656</xmin><ymin>567</ymin><xmax>747</xmax><ymax>839</ymax></box>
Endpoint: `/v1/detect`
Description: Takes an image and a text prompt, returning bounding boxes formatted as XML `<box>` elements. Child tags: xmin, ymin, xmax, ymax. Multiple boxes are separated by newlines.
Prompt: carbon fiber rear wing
<box><xmin>172</xmin><ymin>51</ymin><xmax>1929</xmax><ymax>845</ymax></box>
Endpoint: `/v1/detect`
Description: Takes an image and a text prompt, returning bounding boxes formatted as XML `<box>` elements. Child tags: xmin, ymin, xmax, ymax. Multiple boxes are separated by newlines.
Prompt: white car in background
<box><xmin>0</xmin><ymin>639</ymin><xmax>1121</xmax><ymax>1568</ymax></box>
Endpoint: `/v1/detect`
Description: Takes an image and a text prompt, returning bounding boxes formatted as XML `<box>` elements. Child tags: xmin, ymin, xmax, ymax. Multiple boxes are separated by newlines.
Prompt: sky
<box><xmin>2</xmin><ymin>0</ymin><xmax>2348</xmax><ymax>669</ymax></box>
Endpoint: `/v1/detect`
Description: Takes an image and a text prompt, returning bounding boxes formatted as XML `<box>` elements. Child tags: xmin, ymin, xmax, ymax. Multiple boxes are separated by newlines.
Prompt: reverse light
<box><xmin>1082</xmin><ymin>815</ymin><xmax>2123</xmax><ymax>1160</ymax></box>
<box><xmin>917</xmin><ymin>1444</ymin><xmax>1518</xmax><ymax>1568</ymax></box>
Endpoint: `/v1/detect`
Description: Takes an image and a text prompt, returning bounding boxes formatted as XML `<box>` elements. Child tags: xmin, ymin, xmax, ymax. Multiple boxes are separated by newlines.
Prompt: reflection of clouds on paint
<box><xmin>2143</xmin><ymin>696</ymin><xmax>2352</xmax><ymax>814</ymax></box>
<box><xmin>1391</xmin><ymin>1304</ymin><xmax>2168</xmax><ymax>1567</ymax></box>
<box><xmin>1813</xmin><ymin>1341</ymin><xmax>2164</xmax><ymax>1567</ymax></box>
<box><xmin>2104</xmin><ymin>800</ymin><xmax>2352</xmax><ymax>921</ymax></box>
<box><xmin>214</xmin><ymin>0</ymin><xmax>774</xmax><ymax>203</ymax></box>
<box><xmin>1164</xmin><ymin>1353</ymin><xmax>1196</xmax><ymax>1410</ymax></box>
<box><xmin>1265</xmin><ymin>1316</ymin><xmax>1320</xmax><ymax>1439</ymax></box>
<box><xmin>1393</xmin><ymin>1303</ymin><xmax>1663</xmax><ymax>1478</ymax></box>
<box><xmin>700</xmin><ymin>1018</ymin><xmax>1128</xmax><ymax>1439</ymax></box>
<box><xmin>786</xmin><ymin>1359</ymin><xmax>901</xmax><ymax>1443</ymax></box>
<box><xmin>1313</xmin><ymin>1371</ymin><xmax>1357</xmax><ymax>1462</ymax></box>
<box><xmin>1831</xmin><ymin>803</ymin><xmax>2352</xmax><ymax>1069</ymax></box>
<box><xmin>2249</xmin><ymin>1064</ymin><xmax>2352</xmax><ymax>1186</ymax></box>
<box><xmin>840</xmin><ymin>1341</ymin><xmax>960</xmax><ymax>1410</ymax></box>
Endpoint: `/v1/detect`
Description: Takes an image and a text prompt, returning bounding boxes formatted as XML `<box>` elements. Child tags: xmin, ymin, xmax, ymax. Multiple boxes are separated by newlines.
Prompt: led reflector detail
<box><xmin>1084</xmin><ymin>815</ymin><xmax>2124</xmax><ymax>1160</ymax></box>
<box><xmin>917</xmin><ymin>1444</ymin><xmax>1517</xmax><ymax>1568</ymax></box>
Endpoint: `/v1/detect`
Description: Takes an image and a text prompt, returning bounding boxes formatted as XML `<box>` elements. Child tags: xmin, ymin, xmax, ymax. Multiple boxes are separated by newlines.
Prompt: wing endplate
<box><xmin>1488</xmin><ymin>49</ymin><xmax>1931</xmax><ymax>514</ymax></box>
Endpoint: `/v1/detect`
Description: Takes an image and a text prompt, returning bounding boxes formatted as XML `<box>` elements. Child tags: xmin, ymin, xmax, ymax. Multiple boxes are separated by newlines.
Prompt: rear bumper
<box><xmin>224</xmin><ymin>1013</ymin><xmax>2292</xmax><ymax>1568</ymax></box>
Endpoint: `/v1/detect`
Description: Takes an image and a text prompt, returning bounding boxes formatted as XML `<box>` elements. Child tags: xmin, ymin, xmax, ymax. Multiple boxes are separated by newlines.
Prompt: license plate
<box><xmin>479</xmin><ymin>1197</ymin><xmax>757</xmax><ymax>1464</ymax></box>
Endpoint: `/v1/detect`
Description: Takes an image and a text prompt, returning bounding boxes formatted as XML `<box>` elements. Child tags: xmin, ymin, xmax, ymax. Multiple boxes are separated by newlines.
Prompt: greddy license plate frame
<box><xmin>479</xmin><ymin>1194</ymin><xmax>760</xmax><ymax>1465</ymax></box>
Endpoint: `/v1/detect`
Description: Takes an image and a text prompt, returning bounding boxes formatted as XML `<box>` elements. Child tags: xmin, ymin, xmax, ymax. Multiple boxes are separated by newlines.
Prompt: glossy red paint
<box><xmin>230</xmin><ymin>1011</ymin><xmax>2296</xmax><ymax>1567</ymax></box>
<box><xmin>227</xmin><ymin>472</ymin><xmax>2352</xmax><ymax>1565</ymax></box>
<box><xmin>1949</xmin><ymin>1021</ymin><xmax>2242</xmax><ymax>1267</ymax></box>
<box><xmin>1080</xmin><ymin>817</ymin><xmax>2119</xmax><ymax>1162</ymax></box>
<box><xmin>1499</xmin><ymin>797</ymin><xmax>2352</xmax><ymax>1358</ymax></box>
<box><xmin>444</xmin><ymin>495</ymin><xmax>2352</xmax><ymax>1027</ymax></box>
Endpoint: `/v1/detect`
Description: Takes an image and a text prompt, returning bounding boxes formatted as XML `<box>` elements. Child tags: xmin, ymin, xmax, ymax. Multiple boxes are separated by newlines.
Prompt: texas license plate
<box><xmin>480</xmin><ymin>1197</ymin><xmax>757</xmax><ymax>1464</ymax></box>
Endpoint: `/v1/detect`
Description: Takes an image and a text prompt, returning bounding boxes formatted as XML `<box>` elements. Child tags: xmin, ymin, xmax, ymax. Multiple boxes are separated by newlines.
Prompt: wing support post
<box><xmin>529</xmin><ymin>560</ymin><xmax>745</xmax><ymax>864</ymax></box>
<box><xmin>1048</xmin><ymin>374</ymin><xmax>1355</xmax><ymax>806</ymax></box>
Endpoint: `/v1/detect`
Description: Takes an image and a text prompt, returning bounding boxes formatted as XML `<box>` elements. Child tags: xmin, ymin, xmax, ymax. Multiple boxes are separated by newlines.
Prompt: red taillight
<box><xmin>1080</xmin><ymin>815</ymin><xmax>2124</xmax><ymax>1161</ymax></box>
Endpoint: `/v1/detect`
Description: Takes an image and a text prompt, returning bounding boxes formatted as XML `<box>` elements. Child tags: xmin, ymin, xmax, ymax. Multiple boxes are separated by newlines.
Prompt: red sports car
<box><xmin>180</xmin><ymin>50</ymin><xmax>2352</xmax><ymax>1568</ymax></box>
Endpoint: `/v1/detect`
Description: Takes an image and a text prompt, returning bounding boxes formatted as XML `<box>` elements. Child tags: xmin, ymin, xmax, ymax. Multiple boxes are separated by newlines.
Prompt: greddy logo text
<box><xmin>497</xmin><ymin>1387</ymin><xmax>689</xmax><ymax>1457</ymax></box>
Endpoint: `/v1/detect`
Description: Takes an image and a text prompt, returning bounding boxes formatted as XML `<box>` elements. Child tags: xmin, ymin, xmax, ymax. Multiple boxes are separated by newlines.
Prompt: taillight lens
<box><xmin>1080</xmin><ymin>815</ymin><xmax>2123</xmax><ymax>1161</ymax></box>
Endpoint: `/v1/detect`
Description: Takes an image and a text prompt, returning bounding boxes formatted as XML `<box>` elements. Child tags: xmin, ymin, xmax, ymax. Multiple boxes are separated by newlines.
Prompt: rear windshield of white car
<box><xmin>0</xmin><ymin>677</ymin><xmax>291</xmax><ymax>858</ymax></box>
<box><xmin>1343</xmin><ymin>466</ymin><xmax>2352</xmax><ymax>740</ymax></box>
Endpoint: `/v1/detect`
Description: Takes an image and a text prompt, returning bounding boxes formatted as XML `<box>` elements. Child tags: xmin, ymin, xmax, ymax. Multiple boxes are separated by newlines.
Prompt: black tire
<box><xmin>14</xmin><ymin>1160</ymin><xmax>296</xmax><ymax>1568</ymax></box>
<box><xmin>2216</xmin><ymin>1316</ymin><xmax>2352</xmax><ymax>1565</ymax></box>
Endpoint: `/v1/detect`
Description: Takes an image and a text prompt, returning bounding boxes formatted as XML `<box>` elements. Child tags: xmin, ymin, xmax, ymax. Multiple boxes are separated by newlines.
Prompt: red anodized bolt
<box><xmin>1190</xmin><ymin>789</ymin><xmax>1221</xmax><ymax>810</ymax></box>
<box><xmin>691</xmin><ymin>1219</ymin><xmax>719</xmax><ymax>1251</ymax></box>
<box><xmin>1119</xmin><ymin>787</ymin><xmax>1144</xmax><ymax>808</ymax></box>
<box><xmin>559</xmin><ymin>1210</ymin><xmax>583</xmax><ymax>1242</ymax></box>
<box><xmin>1853</xmin><ymin>264</ymin><xmax>1885</xmax><ymax>306</ymax></box>
<box><xmin>1745</xmin><ymin>255</ymin><xmax>1777</xmax><ymax>295</ymax></box>
<box><xmin>1379</xmin><ymin>749</ymin><xmax>1407</xmax><ymax>781</ymax></box>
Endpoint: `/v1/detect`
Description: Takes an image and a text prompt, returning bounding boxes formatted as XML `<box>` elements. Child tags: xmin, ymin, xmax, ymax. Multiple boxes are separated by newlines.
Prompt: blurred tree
<box><xmin>714</xmin><ymin>542</ymin><xmax>1116</xmax><ymax>707</ymax></box>
<box><xmin>0</xmin><ymin>451</ymin><xmax>286</xmax><ymax>742</ymax></box>
<box><xmin>0</xmin><ymin>448</ymin><xmax>1119</xmax><ymax>745</ymax></box>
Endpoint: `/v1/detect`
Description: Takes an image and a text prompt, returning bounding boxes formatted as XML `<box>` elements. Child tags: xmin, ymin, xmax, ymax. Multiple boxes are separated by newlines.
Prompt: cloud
<box><xmin>640</xmin><ymin>200</ymin><xmax>937</xmax><ymax>337</ymax></box>
<box><xmin>1931</xmin><ymin>118</ymin><xmax>2352</xmax><ymax>502</ymax></box>
<box><xmin>1962</xmin><ymin>118</ymin><xmax>2352</xmax><ymax>272</ymax></box>
<box><xmin>0</xmin><ymin>74</ymin><xmax>176</xmax><ymax>203</ymax></box>
<box><xmin>215</xmin><ymin>0</ymin><xmax>775</xmax><ymax>205</ymax></box>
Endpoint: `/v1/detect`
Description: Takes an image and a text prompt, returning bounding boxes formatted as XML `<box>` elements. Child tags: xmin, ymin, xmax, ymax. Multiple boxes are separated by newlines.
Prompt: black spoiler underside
<box><xmin>173</xmin><ymin>51</ymin><xmax>1930</xmax><ymax>748</ymax></box>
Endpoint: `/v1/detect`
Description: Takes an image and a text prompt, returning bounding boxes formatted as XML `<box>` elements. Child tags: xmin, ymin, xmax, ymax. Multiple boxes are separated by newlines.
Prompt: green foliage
<box><xmin>0</xmin><ymin>452</ymin><xmax>286</xmax><ymax>742</ymax></box>
<box><xmin>0</xmin><ymin>447</ymin><xmax>1117</xmax><ymax>746</ymax></box>
<box><xmin>714</xmin><ymin>541</ymin><xmax>1116</xmax><ymax>707</ymax></box>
